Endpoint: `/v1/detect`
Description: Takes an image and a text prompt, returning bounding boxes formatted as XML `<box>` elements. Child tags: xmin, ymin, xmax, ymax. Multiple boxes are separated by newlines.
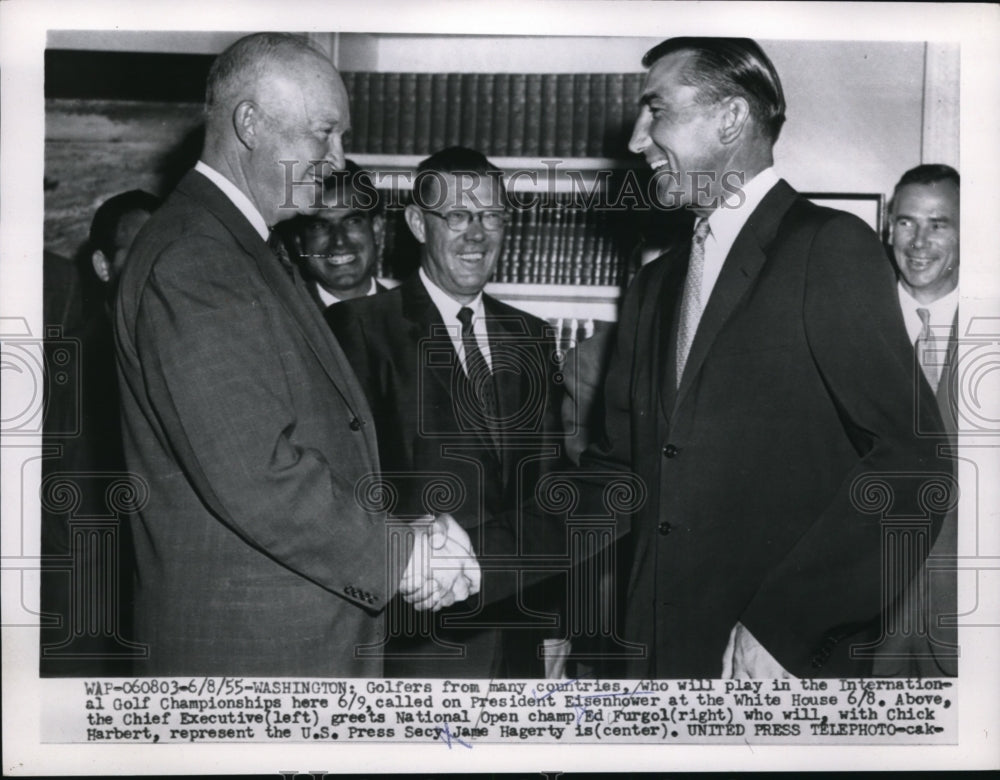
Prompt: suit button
<box><xmin>349</xmin><ymin>417</ymin><xmax>362</xmax><ymax>431</ymax></box>
<box><xmin>657</xmin><ymin>521</ymin><xmax>672</xmax><ymax>536</ymax></box>
<box><xmin>662</xmin><ymin>444</ymin><xmax>679</xmax><ymax>458</ymax></box>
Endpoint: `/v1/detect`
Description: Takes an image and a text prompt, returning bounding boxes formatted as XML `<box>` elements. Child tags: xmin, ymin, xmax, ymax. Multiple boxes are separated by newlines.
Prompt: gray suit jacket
<box><xmin>115</xmin><ymin>170</ymin><xmax>393</xmax><ymax>676</ymax></box>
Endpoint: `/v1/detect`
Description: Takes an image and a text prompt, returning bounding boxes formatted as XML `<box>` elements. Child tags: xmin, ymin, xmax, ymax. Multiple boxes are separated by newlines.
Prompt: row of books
<box><xmin>373</xmin><ymin>194</ymin><xmax>635</xmax><ymax>287</ymax></box>
<box><xmin>342</xmin><ymin>71</ymin><xmax>646</xmax><ymax>159</ymax></box>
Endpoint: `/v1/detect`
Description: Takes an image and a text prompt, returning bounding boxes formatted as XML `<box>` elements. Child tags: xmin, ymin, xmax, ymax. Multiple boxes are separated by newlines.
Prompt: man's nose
<box><xmin>325</xmin><ymin>133</ymin><xmax>345</xmax><ymax>172</ymax></box>
<box><xmin>911</xmin><ymin>224</ymin><xmax>928</xmax><ymax>248</ymax></box>
<box><xmin>628</xmin><ymin>107</ymin><xmax>652</xmax><ymax>155</ymax></box>
<box><xmin>464</xmin><ymin>217</ymin><xmax>487</xmax><ymax>241</ymax></box>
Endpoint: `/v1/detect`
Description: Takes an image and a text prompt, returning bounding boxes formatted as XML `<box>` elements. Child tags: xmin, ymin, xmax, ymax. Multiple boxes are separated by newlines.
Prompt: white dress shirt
<box><xmin>700</xmin><ymin>167</ymin><xmax>780</xmax><ymax>304</ymax></box>
<box><xmin>194</xmin><ymin>161</ymin><xmax>269</xmax><ymax>241</ymax></box>
<box><xmin>419</xmin><ymin>267</ymin><xmax>492</xmax><ymax>373</ymax></box>
<box><xmin>316</xmin><ymin>279</ymin><xmax>379</xmax><ymax>307</ymax></box>
<box><xmin>897</xmin><ymin>283</ymin><xmax>959</xmax><ymax>345</ymax></box>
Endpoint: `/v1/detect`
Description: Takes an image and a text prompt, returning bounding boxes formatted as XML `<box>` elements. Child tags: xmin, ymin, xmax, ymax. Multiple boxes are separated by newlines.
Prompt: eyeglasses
<box><xmin>424</xmin><ymin>209</ymin><xmax>509</xmax><ymax>232</ymax></box>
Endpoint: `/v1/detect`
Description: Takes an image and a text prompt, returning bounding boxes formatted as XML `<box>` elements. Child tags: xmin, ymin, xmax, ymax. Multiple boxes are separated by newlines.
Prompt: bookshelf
<box><xmin>343</xmin><ymin>70</ymin><xmax>660</xmax><ymax>326</ymax></box>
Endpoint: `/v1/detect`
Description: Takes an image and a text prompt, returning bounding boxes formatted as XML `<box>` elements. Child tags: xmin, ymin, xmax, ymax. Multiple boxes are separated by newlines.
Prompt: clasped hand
<box><xmin>399</xmin><ymin>513</ymin><xmax>481</xmax><ymax>611</ymax></box>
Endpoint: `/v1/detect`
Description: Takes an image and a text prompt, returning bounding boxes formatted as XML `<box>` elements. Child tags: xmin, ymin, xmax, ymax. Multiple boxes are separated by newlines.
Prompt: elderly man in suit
<box><xmin>328</xmin><ymin>147</ymin><xmax>568</xmax><ymax>678</ymax></box>
<box><xmin>572</xmin><ymin>37</ymin><xmax>951</xmax><ymax>678</ymax></box>
<box><xmin>873</xmin><ymin>164</ymin><xmax>960</xmax><ymax>677</ymax></box>
<box><xmin>115</xmin><ymin>33</ymin><xmax>475</xmax><ymax>676</ymax></box>
<box><xmin>278</xmin><ymin>159</ymin><xmax>388</xmax><ymax>310</ymax></box>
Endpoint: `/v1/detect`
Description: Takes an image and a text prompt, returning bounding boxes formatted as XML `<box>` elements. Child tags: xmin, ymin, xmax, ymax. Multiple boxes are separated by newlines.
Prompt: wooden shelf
<box><xmin>380</xmin><ymin>278</ymin><xmax>622</xmax><ymax>323</ymax></box>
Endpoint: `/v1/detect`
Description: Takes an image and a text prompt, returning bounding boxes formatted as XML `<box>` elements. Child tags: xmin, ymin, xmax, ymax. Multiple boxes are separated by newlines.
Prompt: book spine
<box><xmin>491</xmin><ymin>73</ymin><xmax>510</xmax><ymax>157</ymax></box>
<box><xmin>587</xmin><ymin>73</ymin><xmax>606</xmax><ymax>157</ymax></box>
<box><xmin>507</xmin><ymin>73</ymin><xmax>526</xmax><ymax>157</ymax></box>
<box><xmin>398</xmin><ymin>72</ymin><xmax>418</xmax><ymax>156</ymax></box>
<box><xmin>622</xmin><ymin>72</ymin><xmax>643</xmax><ymax>152</ymax></box>
<box><xmin>476</xmin><ymin>72</ymin><xmax>495</xmax><ymax>154</ymax></box>
<box><xmin>572</xmin><ymin>73</ymin><xmax>591</xmax><ymax>159</ymax></box>
<box><xmin>523</xmin><ymin>74</ymin><xmax>543</xmax><ymax>157</ymax></box>
<box><xmin>604</xmin><ymin>73</ymin><xmax>624</xmax><ymax>158</ymax></box>
<box><xmin>520</xmin><ymin>204</ymin><xmax>540</xmax><ymax>284</ymax></box>
<box><xmin>460</xmin><ymin>73</ymin><xmax>478</xmax><ymax>148</ymax></box>
<box><xmin>540</xmin><ymin>74</ymin><xmax>559</xmax><ymax>157</ymax></box>
<box><xmin>367</xmin><ymin>72</ymin><xmax>385</xmax><ymax>154</ymax></box>
<box><xmin>446</xmin><ymin>73</ymin><xmax>463</xmax><ymax>148</ymax></box>
<box><xmin>430</xmin><ymin>73</ymin><xmax>448</xmax><ymax>152</ymax></box>
<box><xmin>554</xmin><ymin>74</ymin><xmax>574</xmax><ymax>158</ymax></box>
<box><xmin>568</xmin><ymin>206</ymin><xmax>586</xmax><ymax>285</ymax></box>
<box><xmin>350</xmin><ymin>71</ymin><xmax>369</xmax><ymax>154</ymax></box>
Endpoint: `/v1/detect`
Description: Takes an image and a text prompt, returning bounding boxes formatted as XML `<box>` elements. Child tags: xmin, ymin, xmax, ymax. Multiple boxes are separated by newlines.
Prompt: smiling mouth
<box><xmin>324</xmin><ymin>253</ymin><xmax>356</xmax><ymax>266</ymax></box>
<box><xmin>457</xmin><ymin>252</ymin><xmax>485</xmax><ymax>262</ymax></box>
<box><xmin>649</xmin><ymin>159</ymin><xmax>669</xmax><ymax>171</ymax></box>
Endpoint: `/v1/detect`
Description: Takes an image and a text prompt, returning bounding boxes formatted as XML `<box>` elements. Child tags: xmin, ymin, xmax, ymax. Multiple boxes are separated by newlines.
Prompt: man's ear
<box><xmin>717</xmin><ymin>96</ymin><xmax>752</xmax><ymax>145</ymax></box>
<box><xmin>404</xmin><ymin>204</ymin><xmax>427</xmax><ymax>244</ymax></box>
<box><xmin>91</xmin><ymin>249</ymin><xmax>112</xmax><ymax>284</ymax></box>
<box><xmin>234</xmin><ymin>101</ymin><xmax>261</xmax><ymax>150</ymax></box>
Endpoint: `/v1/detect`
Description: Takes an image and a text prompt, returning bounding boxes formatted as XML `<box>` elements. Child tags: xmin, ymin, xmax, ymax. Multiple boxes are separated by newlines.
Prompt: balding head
<box><xmin>201</xmin><ymin>33</ymin><xmax>351</xmax><ymax>226</ymax></box>
<box><xmin>205</xmin><ymin>33</ymin><xmax>331</xmax><ymax>136</ymax></box>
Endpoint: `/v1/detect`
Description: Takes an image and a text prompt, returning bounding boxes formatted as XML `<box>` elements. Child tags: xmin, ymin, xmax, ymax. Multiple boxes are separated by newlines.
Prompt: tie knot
<box><xmin>457</xmin><ymin>306</ymin><xmax>475</xmax><ymax>331</ymax></box>
<box><xmin>917</xmin><ymin>307</ymin><xmax>931</xmax><ymax>327</ymax></box>
<box><xmin>693</xmin><ymin>217</ymin><xmax>711</xmax><ymax>244</ymax></box>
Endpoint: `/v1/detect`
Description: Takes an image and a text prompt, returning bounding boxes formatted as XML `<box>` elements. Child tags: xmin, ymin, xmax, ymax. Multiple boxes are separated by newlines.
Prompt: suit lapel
<box><xmin>653</xmin><ymin>243</ymin><xmax>691</xmax><ymax>423</ymax></box>
<box><xmin>180</xmin><ymin>171</ymin><xmax>380</xmax><ymax>463</ymax></box>
<box><xmin>400</xmin><ymin>274</ymin><xmax>456</xmax><ymax>401</ymax></box>
<box><xmin>672</xmin><ymin>180</ymin><xmax>799</xmax><ymax>417</ymax></box>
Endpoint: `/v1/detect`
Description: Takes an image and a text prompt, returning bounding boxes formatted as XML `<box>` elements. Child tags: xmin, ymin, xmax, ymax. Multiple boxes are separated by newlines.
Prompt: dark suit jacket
<box><xmin>582</xmin><ymin>180</ymin><xmax>951</xmax><ymax>678</ymax></box>
<box><xmin>327</xmin><ymin>274</ymin><xmax>564</xmax><ymax>677</ymax></box>
<box><xmin>115</xmin><ymin>170</ymin><xmax>393</xmax><ymax>676</ymax></box>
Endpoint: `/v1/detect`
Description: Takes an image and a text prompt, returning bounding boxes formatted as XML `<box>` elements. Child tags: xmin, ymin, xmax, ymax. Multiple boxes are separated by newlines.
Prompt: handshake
<box><xmin>398</xmin><ymin>513</ymin><xmax>481</xmax><ymax>612</ymax></box>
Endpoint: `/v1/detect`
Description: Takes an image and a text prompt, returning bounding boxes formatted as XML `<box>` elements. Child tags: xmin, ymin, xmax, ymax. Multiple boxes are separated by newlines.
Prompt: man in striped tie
<box><xmin>873</xmin><ymin>164</ymin><xmax>960</xmax><ymax>677</ymax></box>
<box><xmin>588</xmin><ymin>36</ymin><xmax>952</xmax><ymax>678</ymax></box>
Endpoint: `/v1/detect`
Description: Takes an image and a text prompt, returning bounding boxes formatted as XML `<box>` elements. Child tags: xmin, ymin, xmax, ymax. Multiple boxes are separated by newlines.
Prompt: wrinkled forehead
<box><xmin>421</xmin><ymin>172</ymin><xmax>507</xmax><ymax>211</ymax></box>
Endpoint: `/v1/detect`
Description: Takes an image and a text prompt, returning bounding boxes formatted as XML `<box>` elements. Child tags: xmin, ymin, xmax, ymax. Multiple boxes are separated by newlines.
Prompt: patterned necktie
<box><xmin>916</xmin><ymin>307</ymin><xmax>940</xmax><ymax>390</ymax></box>
<box><xmin>676</xmin><ymin>217</ymin><xmax>712</xmax><ymax>385</ymax></box>
<box><xmin>457</xmin><ymin>306</ymin><xmax>500</xmax><ymax>451</ymax></box>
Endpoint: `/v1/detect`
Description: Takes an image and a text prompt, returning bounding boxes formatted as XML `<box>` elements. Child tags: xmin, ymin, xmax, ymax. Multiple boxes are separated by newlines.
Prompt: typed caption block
<box><xmin>42</xmin><ymin>676</ymin><xmax>956</xmax><ymax>746</ymax></box>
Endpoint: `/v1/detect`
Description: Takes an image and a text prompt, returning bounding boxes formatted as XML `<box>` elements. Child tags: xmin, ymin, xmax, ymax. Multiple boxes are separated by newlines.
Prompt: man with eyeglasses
<box><xmin>327</xmin><ymin>146</ymin><xmax>569</xmax><ymax>678</ymax></box>
<box><xmin>278</xmin><ymin>160</ymin><xmax>388</xmax><ymax>311</ymax></box>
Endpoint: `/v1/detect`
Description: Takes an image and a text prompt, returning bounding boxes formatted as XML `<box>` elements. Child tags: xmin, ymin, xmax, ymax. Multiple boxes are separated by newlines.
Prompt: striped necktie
<box><xmin>457</xmin><ymin>306</ymin><xmax>500</xmax><ymax>452</ymax></box>
<box><xmin>916</xmin><ymin>307</ymin><xmax>940</xmax><ymax>390</ymax></box>
<box><xmin>676</xmin><ymin>217</ymin><xmax>712</xmax><ymax>385</ymax></box>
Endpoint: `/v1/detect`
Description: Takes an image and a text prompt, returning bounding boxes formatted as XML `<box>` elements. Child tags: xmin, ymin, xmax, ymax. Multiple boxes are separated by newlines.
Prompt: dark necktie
<box><xmin>457</xmin><ymin>306</ymin><xmax>500</xmax><ymax>451</ymax></box>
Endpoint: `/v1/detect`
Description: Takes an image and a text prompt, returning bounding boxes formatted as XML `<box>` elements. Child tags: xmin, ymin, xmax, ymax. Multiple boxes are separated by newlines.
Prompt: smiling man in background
<box><xmin>279</xmin><ymin>159</ymin><xmax>387</xmax><ymax>312</ymax></box>
<box><xmin>874</xmin><ymin>163</ymin><xmax>960</xmax><ymax>677</ymax></box>
<box><xmin>328</xmin><ymin>146</ymin><xmax>568</xmax><ymax>678</ymax></box>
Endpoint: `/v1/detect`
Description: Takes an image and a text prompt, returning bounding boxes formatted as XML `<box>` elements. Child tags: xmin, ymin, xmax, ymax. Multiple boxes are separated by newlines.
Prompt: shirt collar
<box><xmin>315</xmin><ymin>278</ymin><xmax>378</xmax><ymax>307</ymax></box>
<box><xmin>704</xmin><ymin>167</ymin><xmax>780</xmax><ymax>256</ymax></box>
<box><xmin>897</xmin><ymin>281</ymin><xmax>959</xmax><ymax>326</ymax></box>
<box><xmin>419</xmin><ymin>267</ymin><xmax>485</xmax><ymax>326</ymax></box>
<box><xmin>195</xmin><ymin>160</ymin><xmax>269</xmax><ymax>242</ymax></box>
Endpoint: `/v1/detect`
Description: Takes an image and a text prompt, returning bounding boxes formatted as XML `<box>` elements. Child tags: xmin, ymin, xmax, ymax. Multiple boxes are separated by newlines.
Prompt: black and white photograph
<box><xmin>2</xmin><ymin>0</ymin><xmax>998</xmax><ymax>774</ymax></box>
